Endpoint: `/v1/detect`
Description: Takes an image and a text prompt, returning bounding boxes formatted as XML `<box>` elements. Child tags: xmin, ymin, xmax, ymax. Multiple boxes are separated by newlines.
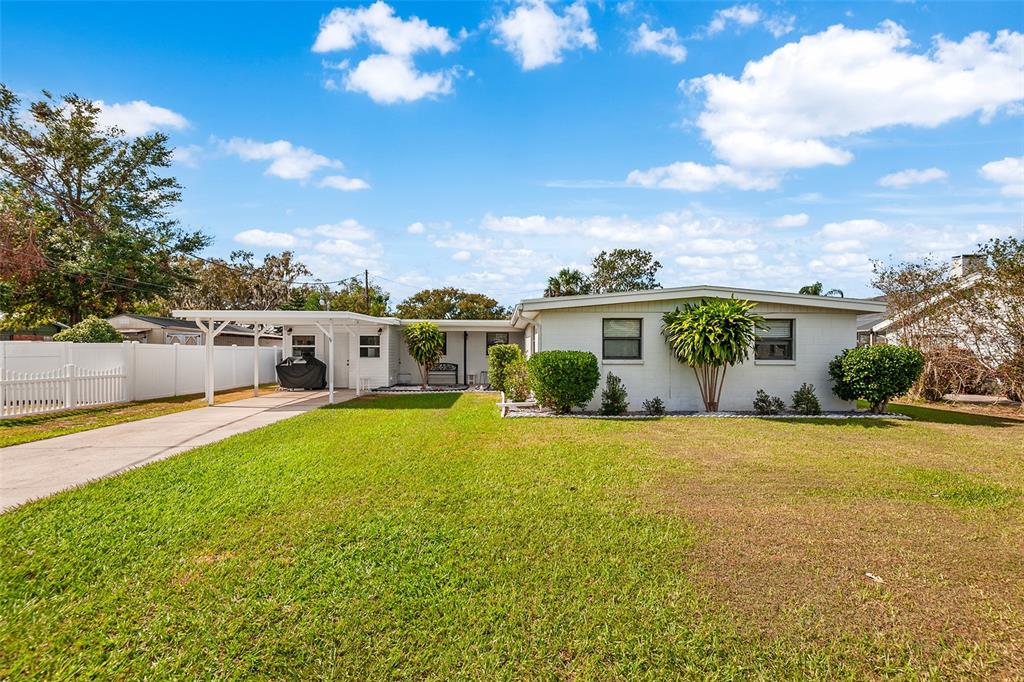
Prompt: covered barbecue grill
<box><xmin>275</xmin><ymin>356</ymin><xmax>327</xmax><ymax>390</ymax></box>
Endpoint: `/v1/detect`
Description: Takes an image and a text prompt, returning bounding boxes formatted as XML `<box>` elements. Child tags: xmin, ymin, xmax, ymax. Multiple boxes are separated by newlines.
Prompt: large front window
<box><xmin>602</xmin><ymin>318</ymin><xmax>642</xmax><ymax>359</ymax></box>
<box><xmin>755</xmin><ymin>320</ymin><xmax>794</xmax><ymax>360</ymax></box>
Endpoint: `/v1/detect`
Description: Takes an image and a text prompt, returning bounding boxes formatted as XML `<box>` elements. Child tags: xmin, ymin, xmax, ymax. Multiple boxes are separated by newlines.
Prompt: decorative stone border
<box><xmin>371</xmin><ymin>387</ymin><xmax>497</xmax><ymax>395</ymax></box>
<box><xmin>504</xmin><ymin>409</ymin><xmax>911</xmax><ymax>420</ymax></box>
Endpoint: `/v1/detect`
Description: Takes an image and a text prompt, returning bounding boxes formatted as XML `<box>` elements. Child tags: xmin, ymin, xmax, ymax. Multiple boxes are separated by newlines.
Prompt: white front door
<box><xmin>333</xmin><ymin>332</ymin><xmax>349</xmax><ymax>388</ymax></box>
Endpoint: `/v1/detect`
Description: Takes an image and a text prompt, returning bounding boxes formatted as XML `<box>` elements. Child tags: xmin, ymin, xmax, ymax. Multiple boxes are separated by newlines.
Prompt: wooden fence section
<box><xmin>0</xmin><ymin>365</ymin><xmax>127</xmax><ymax>418</ymax></box>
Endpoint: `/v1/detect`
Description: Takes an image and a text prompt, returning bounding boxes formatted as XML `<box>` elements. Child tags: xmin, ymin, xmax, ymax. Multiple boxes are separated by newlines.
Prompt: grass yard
<box><xmin>1</xmin><ymin>394</ymin><xmax>1021</xmax><ymax>679</ymax></box>
<box><xmin>0</xmin><ymin>383</ymin><xmax>279</xmax><ymax>448</ymax></box>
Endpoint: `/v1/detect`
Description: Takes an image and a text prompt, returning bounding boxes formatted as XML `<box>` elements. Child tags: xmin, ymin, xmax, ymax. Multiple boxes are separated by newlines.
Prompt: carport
<box><xmin>172</xmin><ymin>310</ymin><xmax>396</xmax><ymax>406</ymax></box>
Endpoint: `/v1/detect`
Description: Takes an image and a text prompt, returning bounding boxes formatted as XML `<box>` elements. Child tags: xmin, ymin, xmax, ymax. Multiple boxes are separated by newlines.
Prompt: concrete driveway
<box><xmin>1</xmin><ymin>389</ymin><xmax>354</xmax><ymax>511</ymax></box>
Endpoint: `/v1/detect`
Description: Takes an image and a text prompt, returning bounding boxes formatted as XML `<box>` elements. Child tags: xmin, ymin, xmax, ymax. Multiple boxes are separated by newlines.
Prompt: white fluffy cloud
<box><xmin>407</xmin><ymin>221</ymin><xmax>426</xmax><ymax>234</ymax></box>
<box><xmin>221</xmin><ymin>138</ymin><xmax>369</xmax><ymax>189</ymax></box>
<box><xmin>313</xmin><ymin>1</ymin><xmax>459</xmax><ymax>103</ymax></box>
<box><xmin>625</xmin><ymin>161</ymin><xmax>779</xmax><ymax>191</ymax></box>
<box><xmin>451</xmin><ymin>250</ymin><xmax>471</xmax><ymax>262</ymax></box>
<box><xmin>95</xmin><ymin>100</ymin><xmax>188</xmax><ymax>136</ymax></box>
<box><xmin>222</xmin><ymin>138</ymin><xmax>341</xmax><ymax>180</ymax></box>
<box><xmin>980</xmin><ymin>156</ymin><xmax>1024</xmax><ymax>196</ymax></box>
<box><xmin>234</xmin><ymin>229</ymin><xmax>297</xmax><ymax>248</ymax></box>
<box><xmin>631</xmin><ymin>23</ymin><xmax>686</xmax><ymax>63</ymax></box>
<box><xmin>689</xmin><ymin>23</ymin><xmax>1024</xmax><ymax>169</ymax></box>
<box><xmin>819</xmin><ymin>219</ymin><xmax>890</xmax><ymax>239</ymax></box>
<box><xmin>772</xmin><ymin>213</ymin><xmax>809</xmax><ymax>228</ymax></box>
<box><xmin>707</xmin><ymin>4</ymin><xmax>762</xmax><ymax>35</ymax></box>
<box><xmin>877</xmin><ymin>167</ymin><xmax>948</xmax><ymax>188</ymax></box>
<box><xmin>344</xmin><ymin>54</ymin><xmax>456</xmax><ymax>104</ymax></box>
<box><xmin>493</xmin><ymin>0</ymin><xmax>597</xmax><ymax>71</ymax></box>
<box><xmin>706</xmin><ymin>4</ymin><xmax>794</xmax><ymax>38</ymax></box>
<box><xmin>318</xmin><ymin>175</ymin><xmax>371</xmax><ymax>191</ymax></box>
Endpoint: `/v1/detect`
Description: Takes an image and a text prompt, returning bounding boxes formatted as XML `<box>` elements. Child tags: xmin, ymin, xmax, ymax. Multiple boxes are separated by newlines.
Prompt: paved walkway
<box><xmin>1</xmin><ymin>389</ymin><xmax>355</xmax><ymax>511</ymax></box>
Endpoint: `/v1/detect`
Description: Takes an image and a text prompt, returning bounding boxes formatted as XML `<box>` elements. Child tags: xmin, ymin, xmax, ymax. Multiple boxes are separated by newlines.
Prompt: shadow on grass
<box><xmin>887</xmin><ymin>402</ymin><xmax>1024</xmax><ymax>427</ymax></box>
<box><xmin>758</xmin><ymin>416</ymin><xmax>899</xmax><ymax>429</ymax></box>
<box><xmin>328</xmin><ymin>393</ymin><xmax>462</xmax><ymax>410</ymax></box>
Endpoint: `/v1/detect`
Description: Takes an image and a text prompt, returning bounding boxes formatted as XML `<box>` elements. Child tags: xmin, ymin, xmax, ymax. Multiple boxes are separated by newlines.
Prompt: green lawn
<box><xmin>0</xmin><ymin>383</ymin><xmax>279</xmax><ymax>448</ymax></box>
<box><xmin>1</xmin><ymin>394</ymin><xmax>1022</xmax><ymax>678</ymax></box>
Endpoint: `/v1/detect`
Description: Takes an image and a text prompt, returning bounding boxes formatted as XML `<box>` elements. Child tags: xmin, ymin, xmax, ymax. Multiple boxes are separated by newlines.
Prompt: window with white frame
<box><xmin>359</xmin><ymin>335</ymin><xmax>381</xmax><ymax>358</ymax></box>
<box><xmin>755</xmin><ymin>320</ymin><xmax>794</xmax><ymax>360</ymax></box>
<box><xmin>602</xmin><ymin>318</ymin><xmax>642</xmax><ymax>359</ymax></box>
<box><xmin>291</xmin><ymin>334</ymin><xmax>316</xmax><ymax>359</ymax></box>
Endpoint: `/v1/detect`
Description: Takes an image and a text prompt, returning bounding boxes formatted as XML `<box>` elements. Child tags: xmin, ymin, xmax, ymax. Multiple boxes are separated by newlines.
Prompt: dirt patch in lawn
<box><xmin>641</xmin><ymin>422</ymin><xmax>1024</xmax><ymax>676</ymax></box>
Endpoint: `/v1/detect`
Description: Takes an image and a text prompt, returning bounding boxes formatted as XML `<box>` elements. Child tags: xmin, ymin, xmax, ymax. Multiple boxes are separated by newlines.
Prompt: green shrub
<box><xmin>752</xmin><ymin>389</ymin><xmax>785</xmax><ymax>415</ymax></box>
<box><xmin>829</xmin><ymin>345</ymin><xmax>925</xmax><ymax>413</ymax></box>
<box><xmin>52</xmin><ymin>316</ymin><xmax>122</xmax><ymax>343</ymax></box>
<box><xmin>791</xmin><ymin>383</ymin><xmax>822</xmax><ymax>415</ymax></box>
<box><xmin>599</xmin><ymin>372</ymin><xmax>629</xmax><ymax>416</ymax></box>
<box><xmin>505</xmin><ymin>357</ymin><xmax>531</xmax><ymax>402</ymax></box>
<box><xmin>642</xmin><ymin>396</ymin><xmax>666</xmax><ymax>416</ymax></box>
<box><xmin>487</xmin><ymin>343</ymin><xmax>523</xmax><ymax>394</ymax></box>
<box><xmin>527</xmin><ymin>350</ymin><xmax>600</xmax><ymax>413</ymax></box>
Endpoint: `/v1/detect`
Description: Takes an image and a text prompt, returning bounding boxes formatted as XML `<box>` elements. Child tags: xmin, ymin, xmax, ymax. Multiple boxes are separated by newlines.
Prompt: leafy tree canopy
<box><xmin>167</xmin><ymin>250</ymin><xmax>311</xmax><ymax>313</ymax></box>
<box><xmin>543</xmin><ymin>249</ymin><xmax>662</xmax><ymax>297</ymax></box>
<box><xmin>798</xmin><ymin>282</ymin><xmax>844</xmax><ymax>297</ymax></box>
<box><xmin>0</xmin><ymin>86</ymin><xmax>209</xmax><ymax>327</ymax></box>
<box><xmin>396</xmin><ymin>287</ymin><xmax>510</xmax><ymax>320</ymax></box>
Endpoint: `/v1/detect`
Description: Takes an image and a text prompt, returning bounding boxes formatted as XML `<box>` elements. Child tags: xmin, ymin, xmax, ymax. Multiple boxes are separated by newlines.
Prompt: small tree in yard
<box><xmin>791</xmin><ymin>383</ymin><xmax>822</xmax><ymax>415</ymax></box>
<box><xmin>404</xmin><ymin>321</ymin><xmax>446</xmax><ymax>388</ymax></box>
<box><xmin>662</xmin><ymin>298</ymin><xmax>765</xmax><ymax>411</ymax></box>
<box><xmin>600</xmin><ymin>372</ymin><xmax>629</xmax><ymax>415</ymax></box>
<box><xmin>487</xmin><ymin>343</ymin><xmax>523</xmax><ymax>393</ymax></box>
<box><xmin>527</xmin><ymin>350</ymin><xmax>600</xmax><ymax>413</ymax></box>
<box><xmin>829</xmin><ymin>345</ymin><xmax>925</xmax><ymax>413</ymax></box>
<box><xmin>52</xmin><ymin>316</ymin><xmax>122</xmax><ymax>343</ymax></box>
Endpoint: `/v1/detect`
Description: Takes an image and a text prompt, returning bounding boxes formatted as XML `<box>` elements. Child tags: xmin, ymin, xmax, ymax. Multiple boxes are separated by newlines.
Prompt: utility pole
<box><xmin>364</xmin><ymin>269</ymin><xmax>370</xmax><ymax>312</ymax></box>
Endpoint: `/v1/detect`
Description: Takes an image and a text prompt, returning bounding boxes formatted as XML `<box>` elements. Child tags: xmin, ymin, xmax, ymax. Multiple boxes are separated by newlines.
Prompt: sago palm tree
<box><xmin>662</xmin><ymin>298</ymin><xmax>765</xmax><ymax>411</ymax></box>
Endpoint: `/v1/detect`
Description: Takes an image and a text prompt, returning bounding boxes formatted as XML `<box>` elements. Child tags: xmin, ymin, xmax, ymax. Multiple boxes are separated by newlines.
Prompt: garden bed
<box><xmin>503</xmin><ymin>405</ymin><xmax>911</xmax><ymax>420</ymax></box>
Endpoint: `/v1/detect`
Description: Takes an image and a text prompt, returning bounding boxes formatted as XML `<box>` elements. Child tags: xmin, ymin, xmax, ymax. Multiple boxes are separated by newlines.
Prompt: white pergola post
<box><xmin>197</xmin><ymin>318</ymin><xmax>231</xmax><ymax>406</ymax></box>
<box><xmin>315</xmin><ymin>321</ymin><xmax>335</xmax><ymax>405</ymax></box>
<box><xmin>252</xmin><ymin>324</ymin><xmax>264</xmax><ymax>397</ymax></box>
<box><xmin>344</xmin><ymin>326</ymin><xmax>361</xmax><ymax>396</ymax></box>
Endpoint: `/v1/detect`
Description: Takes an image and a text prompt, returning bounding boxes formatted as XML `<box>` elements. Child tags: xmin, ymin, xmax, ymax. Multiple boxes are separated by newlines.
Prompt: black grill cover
<box><xmin>276</xmin><ymin>356</ymin><xmax>327</xmax><ymax>389</ymax></box>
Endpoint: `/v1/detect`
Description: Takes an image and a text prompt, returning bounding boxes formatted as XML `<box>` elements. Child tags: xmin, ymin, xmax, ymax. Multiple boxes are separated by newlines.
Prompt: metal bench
<box><xmin>428</xmin><ymin>362</ymin><xmax>459</xmax><ymax>385</ymax></box>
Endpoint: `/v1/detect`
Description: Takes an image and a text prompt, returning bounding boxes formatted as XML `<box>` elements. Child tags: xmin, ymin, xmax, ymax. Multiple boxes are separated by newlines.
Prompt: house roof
<box><xmin>117</xmin><ymin>314</ymin><xmax>279</xmax><ymax>336</ymax></box>
<box><xmin>869</xmin><ymin>271</ymin><xmax>983</xmax><ymax>333</ymax></box>
<box><xmin>513</xmin><ymin>285</ymin><xmax>887</xmax><ymax>323</ymax></box>
<box><xmin>171</xmin><ymin>310</ymin><xmax>525</xmax><ymax>330</ymax></box>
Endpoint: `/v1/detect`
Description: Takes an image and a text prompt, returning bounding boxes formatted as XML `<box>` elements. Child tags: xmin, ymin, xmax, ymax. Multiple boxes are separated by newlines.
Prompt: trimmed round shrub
<box><xmin>829</xmin><ymin>345</ymin><xmax>925</xmax><ymax>413</ymax></box>
<box><xmin>752</xmin><ymin>389</ymin><xmax>785</xmax><ymax>415</ymax></box>
<box><xmin>487</xmin><ymin>343</ymin><xmax>523</xmax><ymax>394</ymax></box>
<box><xmin>642</xmin><ymin>396</ymin><xmax>666</xmax><ymax>416</ymax></box>
<box><xmin>527</xmin><ymin>350</ymin><xmax>600</xmax><ymax>413</ymax></box>
<box><xmin>52</xmin><ymin>316</ymin><xmax>122</xmax><ymax>343</ymax></box>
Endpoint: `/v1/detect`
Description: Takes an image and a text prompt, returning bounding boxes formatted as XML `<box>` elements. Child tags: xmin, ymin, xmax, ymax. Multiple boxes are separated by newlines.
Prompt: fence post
<box><xmin>0</xmin><ymin>344</ymin><xmax>5</xmax><ymax>418</ymax></box>
<box><xmin>171</xmin><ymin>342</ymin><xmax>179</xmax><ymax>396</ymax></box>
<box><xmin>65</xmin><ymin>364</ymin><xmax>76</xmax><ymax>409</ymax></box>
<box><xmin>122</xmin><ymin>341</ymin><xmax>135</xmax><ymax>402</ymax></box>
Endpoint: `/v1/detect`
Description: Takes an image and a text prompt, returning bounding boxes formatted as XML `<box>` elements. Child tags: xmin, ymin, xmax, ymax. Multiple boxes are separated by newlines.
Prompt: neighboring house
<box><xmin>107</xmin><ymin>314</ymin><xmax>281</xmax><ymax>347</ymax></box>
<box><xmin>0</xmin><ymin>322</ymin><xmax>67</xmax><ymax>341</ymax></box>
<box><xmin>856</xmin><ymin>296</ymin><xmax>888</xmax><ymax>347</ymax></box>
<box><xmin>864</xmin><ymin>255</ymin><xmax>986</xmax><ymax>348</ymax></box>
<box><xmin>175</xmin><ymin>284</ymin><xmax>884</xmax><ymax>411</ymax></box>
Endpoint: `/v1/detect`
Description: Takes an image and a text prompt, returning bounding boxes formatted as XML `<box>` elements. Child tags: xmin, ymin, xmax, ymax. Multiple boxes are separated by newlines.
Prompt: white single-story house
<box><xmin>173</xmin><ymin>285</ymin><xmax>885</xmax><ymax>410</ymax></box>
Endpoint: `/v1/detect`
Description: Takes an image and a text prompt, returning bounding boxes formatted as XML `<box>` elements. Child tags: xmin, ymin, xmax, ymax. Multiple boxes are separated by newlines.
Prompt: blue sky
<box><xmin>3</xmin><ymin>1</ymin><xmax>1023</xmax><ymax>303</ymax></box>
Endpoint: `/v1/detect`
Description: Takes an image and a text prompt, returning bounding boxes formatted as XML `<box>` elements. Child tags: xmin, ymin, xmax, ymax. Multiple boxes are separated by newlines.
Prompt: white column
<box><xmin>197</xmin><ymin>319</ymin><xmax>215</xmax><ymax>406</ymax></box>
<box><xmin>316</xmin><ymin>321</ymin><xmax>336</xmax><ymax>404</ymax></box>
<box><xmin>252</xmin><ymin>324</ymin><xmax>263</xmax><ymax>397</ymax></box>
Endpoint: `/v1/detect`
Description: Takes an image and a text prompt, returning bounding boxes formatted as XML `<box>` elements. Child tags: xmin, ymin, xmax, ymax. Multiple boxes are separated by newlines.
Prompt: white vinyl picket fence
<box><xmin>0</xmin><ymin>341</ymin><xmax>281</xmax><ymax>419</ymax></box>
<box><xmin>0</xmin><ymin>365</ymin><xmax>126</xmax><ymax>417</ymax></box>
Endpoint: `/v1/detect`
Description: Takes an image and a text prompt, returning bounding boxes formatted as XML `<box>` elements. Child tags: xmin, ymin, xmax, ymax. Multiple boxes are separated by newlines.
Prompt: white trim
<box><xmin>517</xmin><ymin>285</ymin><xmax>887</xmax><ymax>314</ymax></box>
<box><xmin>753</xmin><ymin>360</ymin><xmax>797</xmax><ymax>366</ymax></box>
<box><xmin>602</xmin><ymin>359</ymin><xmax>644</xmax><ymax>365</ymax></box>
